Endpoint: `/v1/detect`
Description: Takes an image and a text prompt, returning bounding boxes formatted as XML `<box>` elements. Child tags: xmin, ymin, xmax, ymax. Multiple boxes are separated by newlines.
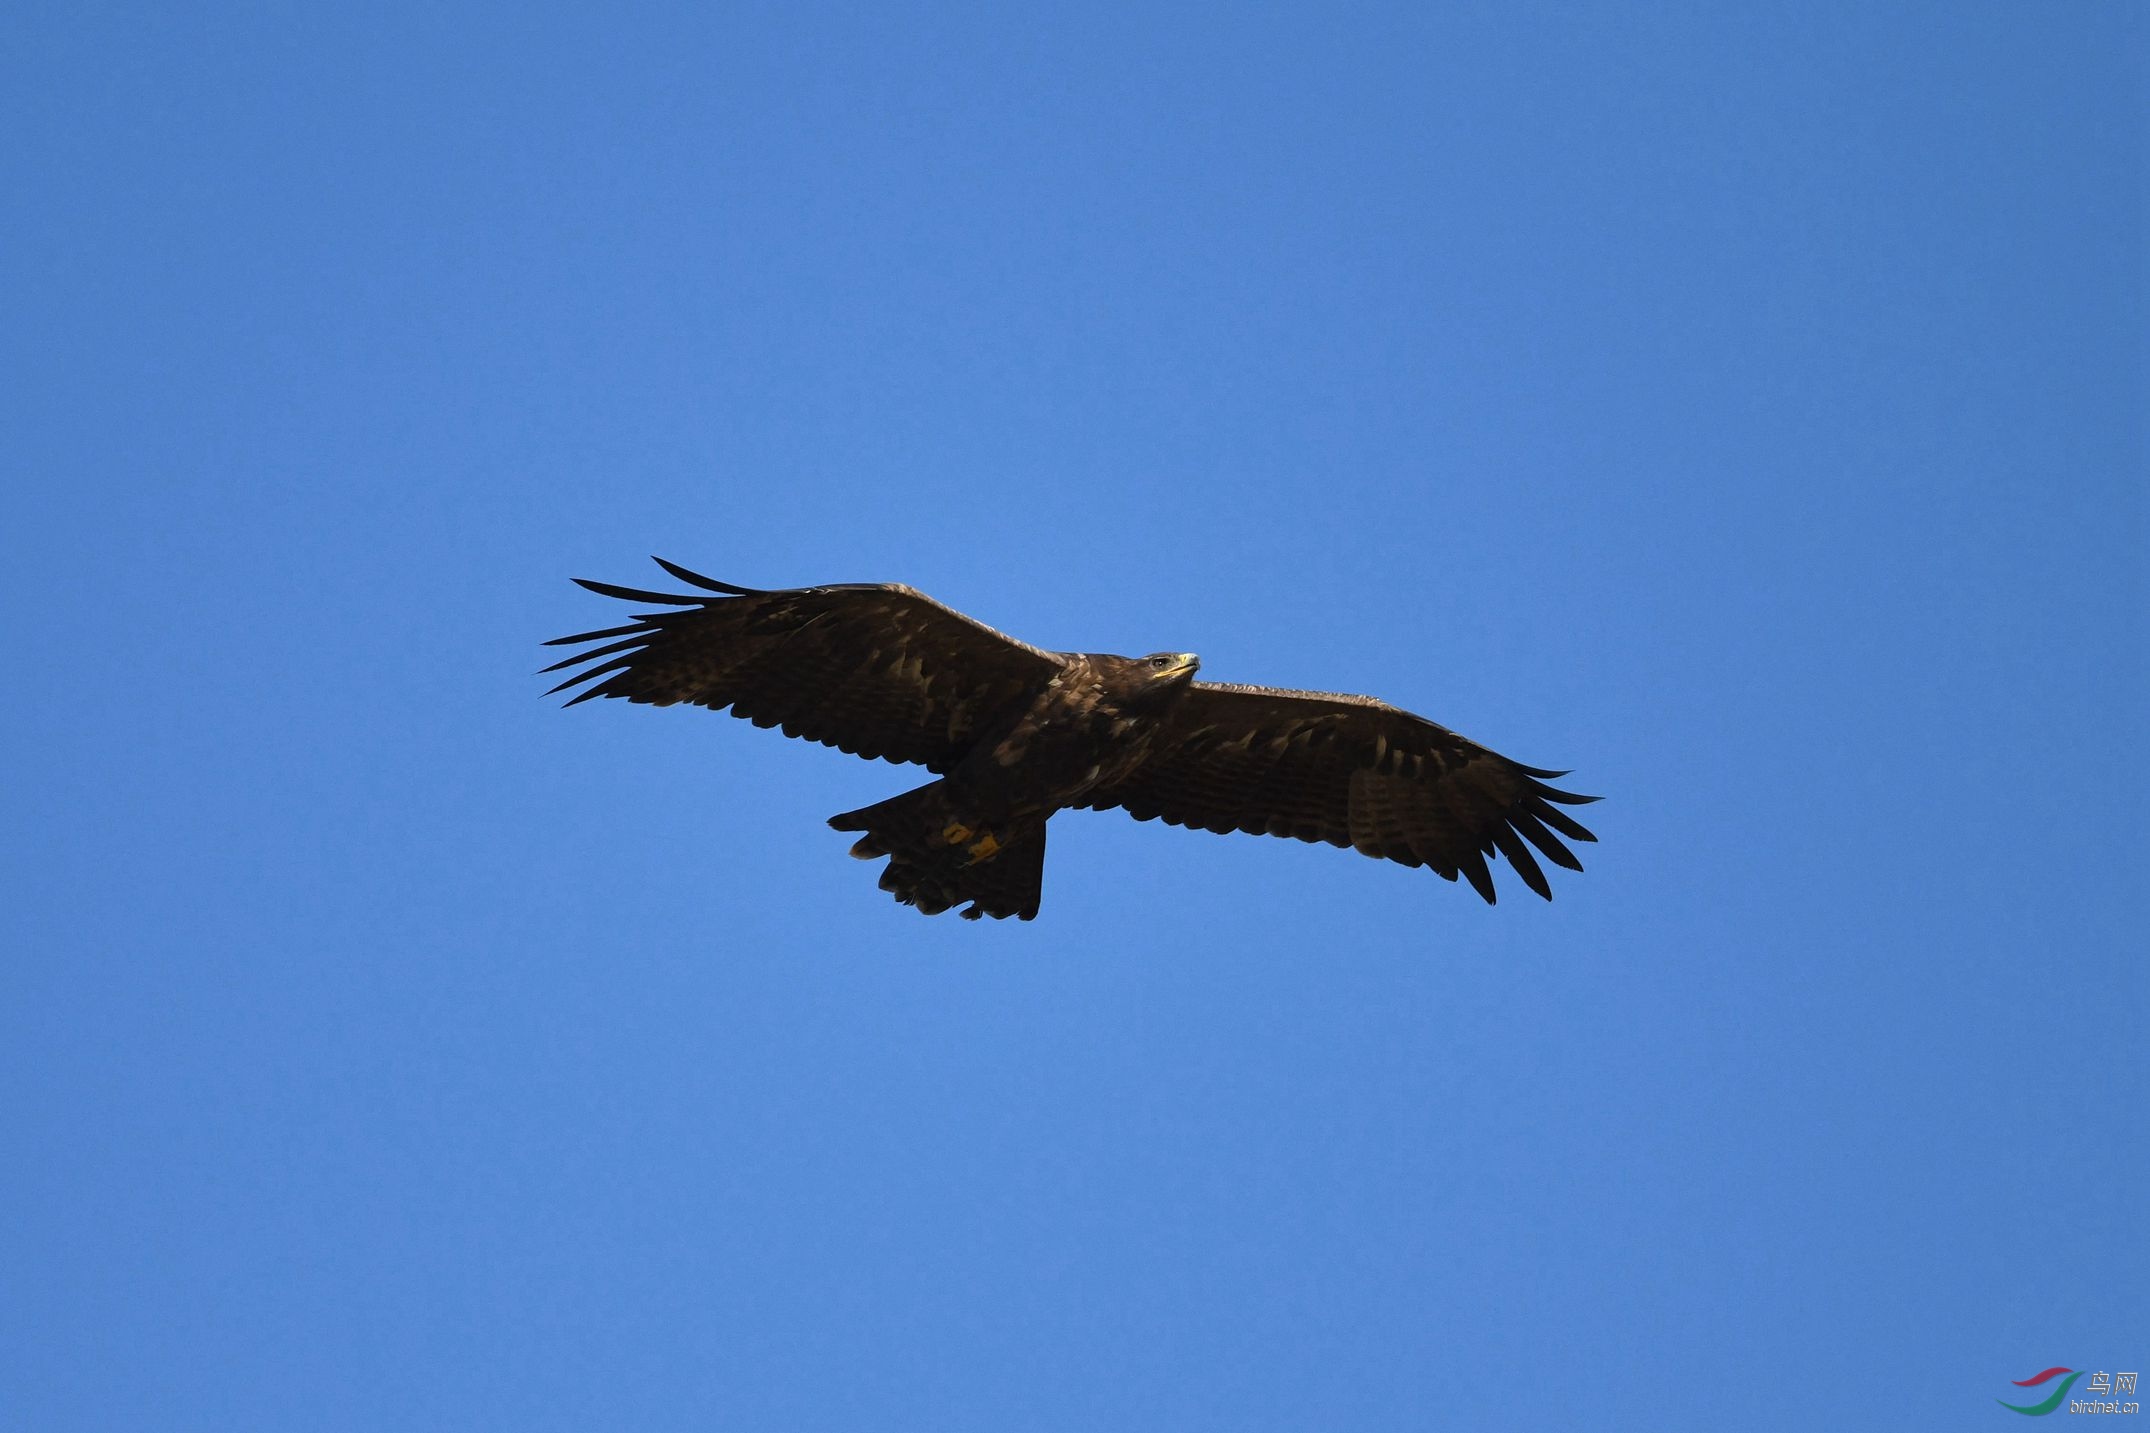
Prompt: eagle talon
<box><xmin>941</xmin><ymin>821</ymin><xmax>974</xmax><ymax>845</ymax></box>
<box><xmin>965</xmin><ymin>833</ymin><xmax>1003</xmax><ymax>863</ymax></box>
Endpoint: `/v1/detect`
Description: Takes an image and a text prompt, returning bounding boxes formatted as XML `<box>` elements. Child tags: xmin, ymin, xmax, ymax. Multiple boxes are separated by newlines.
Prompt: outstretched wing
<box><xmin>543</xmin><ymin>559</ymin><xmax>1066</xmax><ymax>771</ymax></box>
<box><xmin>1082</xmin><ymin>682</ymin><xmax>1598</xmax><ymax>903</ymax></box>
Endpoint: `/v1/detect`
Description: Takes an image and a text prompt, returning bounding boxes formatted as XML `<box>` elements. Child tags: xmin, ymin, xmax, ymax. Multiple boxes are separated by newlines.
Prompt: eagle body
<box><xmin>545</xmin><ymin>561</ymin><xmax>1598</xmax><ymax>921</ymax></box>
<box><xmin>954</xmin><ymin>655</ymin><xmax>1191</xmax><ymax>811</ymax></box>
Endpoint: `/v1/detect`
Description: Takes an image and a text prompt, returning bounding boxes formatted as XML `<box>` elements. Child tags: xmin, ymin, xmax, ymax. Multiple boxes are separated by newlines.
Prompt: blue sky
<box><xmin>5</xmin><ymin>2</ymin><xmax>2143</xmax><ymax>1428</ymax></box>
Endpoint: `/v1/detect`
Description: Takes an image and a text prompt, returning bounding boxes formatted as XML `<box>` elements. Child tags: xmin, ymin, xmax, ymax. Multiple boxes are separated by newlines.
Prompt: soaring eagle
<box><xmin>544</xmin><ymin>560</ymin><xmax>1598</xmax><ymax>921</ymax></box>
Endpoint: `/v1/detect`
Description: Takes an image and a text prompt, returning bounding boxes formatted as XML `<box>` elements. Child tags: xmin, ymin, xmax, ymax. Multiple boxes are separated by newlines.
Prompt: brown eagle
<box><xmin>544</xmin><ymin>559</ymin><xmax>1598</xmax><ymax>921</ymax></box>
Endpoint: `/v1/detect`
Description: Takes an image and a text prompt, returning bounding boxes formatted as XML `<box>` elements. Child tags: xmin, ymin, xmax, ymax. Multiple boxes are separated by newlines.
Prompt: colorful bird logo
<box><xmin>1998</xmin><ymin>1368</ymin><xmax>2082</xmax><ymax>1416</ymax></box>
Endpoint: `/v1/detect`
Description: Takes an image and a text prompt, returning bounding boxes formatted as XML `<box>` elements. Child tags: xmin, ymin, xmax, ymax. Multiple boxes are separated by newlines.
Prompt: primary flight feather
<box><xmin>544</xmin><ymin>559</ymin><xmax>1598</xmax><ymax>921</ymax></box>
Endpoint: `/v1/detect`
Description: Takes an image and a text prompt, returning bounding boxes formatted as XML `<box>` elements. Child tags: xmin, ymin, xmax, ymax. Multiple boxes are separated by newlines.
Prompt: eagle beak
<box><xmin>1172</xmin><ymin>653</ymin><xmax>1201</xmax><ymax>676</ymax></box>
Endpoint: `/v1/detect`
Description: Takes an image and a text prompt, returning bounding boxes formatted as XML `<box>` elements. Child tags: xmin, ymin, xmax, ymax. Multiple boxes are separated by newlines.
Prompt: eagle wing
<box><xmin>1081</xmin><ymin>682</ymin><xmax>1598</xmax><ymax>902</ymax></box>
<box><xmin>543</xmin><ymin>559</ymin><xmax>1066</xmax><ymax>772</ymax></box>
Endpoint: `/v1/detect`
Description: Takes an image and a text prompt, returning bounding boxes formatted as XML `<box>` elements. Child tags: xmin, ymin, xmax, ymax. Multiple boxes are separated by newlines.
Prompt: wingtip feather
<box><xmin>1490</xmin><ymin>824</ymin><xmax>1553</xmax><ymax>901</ymax></box>
<box><xmin>1458</xmin><ymin>849</ymin><xmax>1498</xmax><ymax>904</ymax></box>
<box><xmin>572</xmin><ymin>577</ymin><xmax>706</xmax><ymax>605</ymax></box>
<box><xmin>650</xmin><ymin>557</ymin><xmax>763</xmax><ymax>595</ymax></box>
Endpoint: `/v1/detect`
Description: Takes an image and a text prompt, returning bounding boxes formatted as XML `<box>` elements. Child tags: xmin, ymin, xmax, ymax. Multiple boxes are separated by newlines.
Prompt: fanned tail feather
<box><xmin>829</xmin><ymin>782</ymin><xmax>1046</xmax><ymax>921</ymax></box>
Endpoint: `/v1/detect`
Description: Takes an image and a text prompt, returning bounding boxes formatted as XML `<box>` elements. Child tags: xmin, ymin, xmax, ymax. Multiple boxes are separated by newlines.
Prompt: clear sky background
<box><xmin>5</xmin><ymin>3</ymin><xmax>2143</xmax><ymax>1429</ymax></box>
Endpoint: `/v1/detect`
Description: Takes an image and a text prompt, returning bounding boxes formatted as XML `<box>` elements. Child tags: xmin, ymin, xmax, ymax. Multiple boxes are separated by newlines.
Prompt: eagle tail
<box><xmin>829</xmin><ymin>782</ymin><xmax>1046</xmax><ymax>921</ymax></box>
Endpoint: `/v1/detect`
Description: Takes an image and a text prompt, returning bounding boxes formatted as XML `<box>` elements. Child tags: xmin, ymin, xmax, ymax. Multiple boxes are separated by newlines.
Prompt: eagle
<box><xmin>544</xmin><ymin>559</ymin><xmax>1598</xmax><ymax>921</ymax></box>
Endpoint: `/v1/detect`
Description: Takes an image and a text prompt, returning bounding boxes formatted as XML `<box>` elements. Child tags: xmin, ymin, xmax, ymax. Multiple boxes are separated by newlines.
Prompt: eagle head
<box><xmin>1101</xmin><ymin>651</ymin><xmax>1199</xmax><ymax>707</ymax></box>
<box><xmin>1139</xmin><ymin>651</ymin><xmax>1201</xmax><ymax>680</ymax></box>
